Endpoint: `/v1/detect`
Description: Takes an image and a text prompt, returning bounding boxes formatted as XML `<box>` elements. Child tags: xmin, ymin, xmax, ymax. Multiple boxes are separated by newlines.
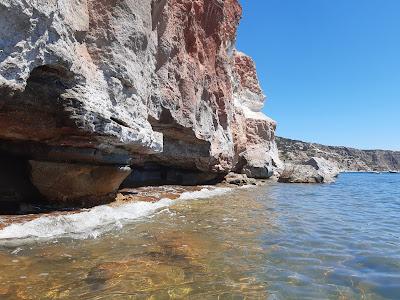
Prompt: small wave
<box><xmin>179</xmin><ymin>187</ymin><xmax>232</xmax><ymax>200</ymax></box>
<box><xmin>0</xmin><ymin>187</ymin><xmax>231</xmax><ymax>243</ymax></box>
<box><xmin>0</xmin><ymin>199</ymin><xmax>174</xmax><ymax>242</ymax></box>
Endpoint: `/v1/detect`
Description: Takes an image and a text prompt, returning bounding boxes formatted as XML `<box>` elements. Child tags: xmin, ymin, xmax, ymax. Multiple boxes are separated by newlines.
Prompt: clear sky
<box><xmin>236</xmin><ymin>0</ymin><xmax>400</xmax><ymax>150</ymax></box>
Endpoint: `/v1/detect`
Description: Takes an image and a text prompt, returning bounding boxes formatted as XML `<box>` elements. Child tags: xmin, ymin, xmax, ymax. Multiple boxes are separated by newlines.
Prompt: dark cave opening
<box><xmin>0</xmin><ymin>150</ymin><xmax>45</xmax><ymax>215</ymax></box>
<box><xmin>122</xmin><ymin>163</ymin><xmax>224</xmax><ymax>188</ymax></box>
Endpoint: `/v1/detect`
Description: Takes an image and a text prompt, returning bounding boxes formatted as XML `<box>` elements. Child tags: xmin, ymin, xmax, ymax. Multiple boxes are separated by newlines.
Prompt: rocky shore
<box><xmin>277</xmin><ymin>137</ymin><xmax>400</xmax><ymax>172</ymax></box>
<box><xmin>276</xmin><ymin>137</ymin><xmax>399</xmax><ymax>183</ymax></box>
<box><xmin>2</xmin><ymin>0</ymin><xmax>397</xmax><ymax>214</ymax></box>
<box><xmin>0</xmin><ymin>0</ymin><xmax>281</xmax><ymax>212</ymax></box>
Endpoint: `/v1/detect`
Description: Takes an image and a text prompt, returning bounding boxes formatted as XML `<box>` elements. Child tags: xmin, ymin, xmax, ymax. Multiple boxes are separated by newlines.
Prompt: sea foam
<box><xmin>0</xmin><ymin>187</ymin><xmax>231</xmax><ymax>243</ymax></box>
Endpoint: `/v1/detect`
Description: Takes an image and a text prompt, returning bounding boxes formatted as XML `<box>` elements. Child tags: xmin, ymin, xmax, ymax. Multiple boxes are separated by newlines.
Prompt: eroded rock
<box><xmin>278</xmin><ymin>157</ymin><xmax>340</xmax><ymax>184</ymax></box>
<box><xmin>0</xmin><ymin>0</ymin><xmax>280</xmax><ymax>206</ymax></box>
<box><xmin>29</xmin><ymin>161</ymin><xmax>131</xmax><ymax>206</ymax></box>
<box><xmin>278</xmin><ymin>164</ymin><xmax>324</xmax><ymax>184</ymax></box>
<box><xmin>231</xmin><ymin>51</ymin><xmax>282</xmax><ymax>178</ymax></box>
<box><xmin>305</xmin><ymin>157</ymin><xmax>340</xmax><ymax>182</ymax></box>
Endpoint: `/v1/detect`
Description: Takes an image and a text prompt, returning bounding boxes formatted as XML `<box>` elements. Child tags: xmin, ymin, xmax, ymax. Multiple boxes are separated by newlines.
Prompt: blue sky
<box><xmin>236</xmin><ymin>0</ymin><xmax>400</xmax><ymax>150</ymax></box>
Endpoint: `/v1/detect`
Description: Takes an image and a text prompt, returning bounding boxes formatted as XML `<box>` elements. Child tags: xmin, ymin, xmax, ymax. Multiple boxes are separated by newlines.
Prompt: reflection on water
<box><xmin>0</xmin><ymin>174</ymin><xmax>399</xmax><ymax>299</ymax></box>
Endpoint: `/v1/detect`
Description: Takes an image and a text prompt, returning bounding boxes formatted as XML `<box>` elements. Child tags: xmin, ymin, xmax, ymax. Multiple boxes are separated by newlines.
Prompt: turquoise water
<box><xmin>0</xmin><ymin>173</ymin><xmax>399</xmax><ymax>299</ymax></box>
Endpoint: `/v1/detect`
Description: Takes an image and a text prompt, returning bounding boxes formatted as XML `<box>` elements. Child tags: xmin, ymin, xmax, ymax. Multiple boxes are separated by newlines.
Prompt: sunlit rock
<box><xmin>0</xmin><ymin>0</ymin><xmax>280</xmax><ymax>205</ymax></box>
<box><xmin>278</xmin><ymin>157</ymin><xmax>340</xmax><ymax>183</ymax></box>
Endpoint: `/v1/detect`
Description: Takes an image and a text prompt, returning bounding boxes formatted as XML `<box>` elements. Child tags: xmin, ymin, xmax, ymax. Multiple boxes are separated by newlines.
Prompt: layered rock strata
<box><xmin>0</xmin><ymin>0</ymin><xmax>280</xmax><ymax>208</ymax></box>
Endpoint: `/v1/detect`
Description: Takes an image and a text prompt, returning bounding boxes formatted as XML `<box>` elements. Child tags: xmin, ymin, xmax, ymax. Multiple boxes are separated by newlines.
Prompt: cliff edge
<box><xmin>0</xmin><ymin>0</ymin><xmax>280</xmax><ymax>210</ymax></box>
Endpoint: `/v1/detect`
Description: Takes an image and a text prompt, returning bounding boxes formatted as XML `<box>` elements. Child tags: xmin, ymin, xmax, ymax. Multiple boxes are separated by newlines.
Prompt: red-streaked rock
<box><xmin>0</xmin><ymin>0</ymin><xmax>281</xmax><ymax>204</ymax></box>
<box><xmin>147</xmin><ymin>0</ymin><xmax>242</xmax><ymax>172</ymax></box>
<box><xmin>231</xmin><ymin>51</ymin><xmax>282</xmax><ymax>178</ymax></box>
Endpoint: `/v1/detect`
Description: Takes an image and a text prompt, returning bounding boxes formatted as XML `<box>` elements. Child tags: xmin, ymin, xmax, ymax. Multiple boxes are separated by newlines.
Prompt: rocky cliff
<box><xmin>0</xmin><ymin>0</ymin><xmax>280</xmax><ymax>210</ymax></box>
<box><xmin>277</xmin><ymin>137</ymin><xmax>400</xmax><ymax>172</ymax></box>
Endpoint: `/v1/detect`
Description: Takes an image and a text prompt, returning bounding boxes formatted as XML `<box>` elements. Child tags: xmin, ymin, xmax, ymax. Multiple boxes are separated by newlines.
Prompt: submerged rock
<box><xmin>0</xmin><ymin>0</ymin><xmax>280</xmax><ymax>206</ymax></box>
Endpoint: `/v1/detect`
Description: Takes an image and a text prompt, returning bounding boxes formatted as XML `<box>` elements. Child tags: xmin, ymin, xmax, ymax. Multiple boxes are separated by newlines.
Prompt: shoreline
<box><xmin>0</xmin><ymin>182</ymin><xmax>265</xmax><ymax>243</ymax></box>
<box><xmin>0</xmin><ymin>173</ymin><xmax>398</xmax><ymax>299</ymax></box>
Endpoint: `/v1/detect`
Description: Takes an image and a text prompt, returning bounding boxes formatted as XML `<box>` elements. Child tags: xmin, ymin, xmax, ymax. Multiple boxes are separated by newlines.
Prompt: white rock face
<box><xmin>0</xmin><ymin>0</ymin><xmax>162</xmax><ymax>154</ymax></box>
<box><xmin>231</xmin><ymin>51</ymin><xmax>282</xmax><ymax>178</ymax></box>
<box><xmin>305</xmin><ymin>157</ymin><xmax>340</xmax><ymax>182</ymax></box>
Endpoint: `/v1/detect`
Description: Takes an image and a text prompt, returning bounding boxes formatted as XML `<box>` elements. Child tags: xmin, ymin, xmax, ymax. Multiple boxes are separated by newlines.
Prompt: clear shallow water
<box><xmin>0</xmin><ymin>173</ymin><xmax>399</xmax><ymax>299</ymax></box>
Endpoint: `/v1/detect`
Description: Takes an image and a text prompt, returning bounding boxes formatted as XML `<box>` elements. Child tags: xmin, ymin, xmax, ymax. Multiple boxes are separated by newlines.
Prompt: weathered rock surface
<box><xmin>0</xmin><ymin>0</ymin><xmax>280</xmax><ymax>207</ymax></box>
<box><xmin>231</xmin><ymin>52</ymin><xmax>282</xmax><ymax>178</ymax></box>
<box><xmin>277</xmin><ymin>137</ymin><xmax>400</xmax><ymax>172</ymax></box>
<box><xmin>305</xmin><ymin>157</ymin><xmax>340</xmax><ymax>179</ymax></box>
<box><xmin>278</xmin><ymin>157</ymin><xmax>339</xmax><ymax>184</ymax></box>
<box><xmin>29</xmin><ymin>161</ymin><xmax>132</xmax><ymax>206</ymax></box>
<box><xmin>278</xmin><ymin>164</ymin><xmax>324</xmax><ymax>184</ymax></box>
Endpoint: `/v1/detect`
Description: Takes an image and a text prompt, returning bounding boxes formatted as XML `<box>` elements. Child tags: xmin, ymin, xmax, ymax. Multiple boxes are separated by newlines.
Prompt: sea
<box><xmin>0</xmin><ymin>173</ymin><xmax>399</xmax><ymax>299</ymax></box>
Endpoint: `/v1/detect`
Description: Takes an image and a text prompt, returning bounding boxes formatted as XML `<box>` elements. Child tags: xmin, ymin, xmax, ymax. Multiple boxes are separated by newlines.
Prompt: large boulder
<box><xmin>305</xmin><ymin>157</ymin><xmax>340</xmax><ymax>182</ymax></box>
<box><xmin>278</xmin><ymin>157</ymin><xmax>340</xmax><ymax>184</ymax></box>
<box><xmin>278</xmin><ymin>164</ymin><xmax>324</xmax><ymax>184</ymax></box>
<box><xmin>29</xmin><ymin>161</ymin><xmax>132</xmax><ymax>206</ymax></box>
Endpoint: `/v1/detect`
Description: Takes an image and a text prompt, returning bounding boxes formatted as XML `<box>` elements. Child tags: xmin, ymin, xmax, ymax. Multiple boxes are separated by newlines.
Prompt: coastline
<box><xmin>0</xmin><ymin>0</ymin><xmax>399</xmax><ymax>298</ymax></box>
<box><xmin>0</xmin><ymin>173</ymin><xmax>399</xmax><ymax>299</ymax></box>
<box><xmin>0</xmin><ymin>182</ymin><xmax>267</xmax><ymax>243</ymax></box>
<box><xmin>277</xmin><ymin>137</ymin><xmax>400</xmax><ymax>172</ymax></box>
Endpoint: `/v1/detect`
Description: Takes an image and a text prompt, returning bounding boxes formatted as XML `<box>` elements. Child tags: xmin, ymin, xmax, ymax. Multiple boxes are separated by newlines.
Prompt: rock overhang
<box><xmin>0</xmin><ymin>0</ymin><xmax>281</xmax><ymax>207</ymax></box>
